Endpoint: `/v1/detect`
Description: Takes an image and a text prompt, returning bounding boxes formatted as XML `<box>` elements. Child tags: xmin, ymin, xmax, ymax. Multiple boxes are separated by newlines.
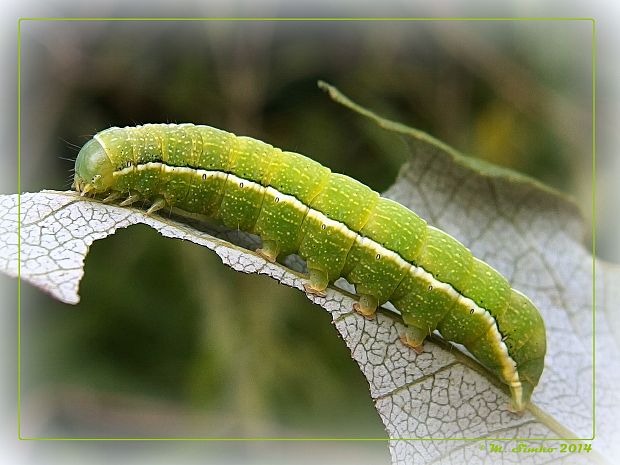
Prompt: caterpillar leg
<box><xmin>256</xmin><ymin>239</ymin><xmax>279</xmax><ymax>263</ymax></box>
<box><xmin>507</xmin><ymin>381</ymin><xmax>528</xmax><ymax>415</ymax></box>
<box><xmin>79</xmin><ymin>183</ymin><xmax>94</xmax><ymax>196</ymax></box>
<box><xmin>146</xmin><ymin>197</ymin><xmax>167</xmax><ymax>214</ymax></box>
<box><xmin>399</xmin><ymin>325</ymin><xmax>427</xmax><ymax>354</ymax></box>
<box><xmin>353</xmin><ymin>294</ymin><xmax>378</xmax><ymax>320</ymax></box>
<box><xmin>119</xmin><ymin>192</ymin><xmax>141</xmax><ymax>207</ymax></box>
<box><xmin>303</xmin><ymin>267</ymin><xmax>328</xmax><ymax>297</ymax></box>
<box><xmin>103</xmin><ymin>191</ymin><xmax>122</xmax><ymax>203</ymax></box>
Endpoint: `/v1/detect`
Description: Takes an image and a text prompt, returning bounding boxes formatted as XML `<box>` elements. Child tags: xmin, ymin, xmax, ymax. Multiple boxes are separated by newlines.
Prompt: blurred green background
<box><xmin>17</xmin><ymin>19</ymin><xmax>592</xmax><ymax>441</ymax></box>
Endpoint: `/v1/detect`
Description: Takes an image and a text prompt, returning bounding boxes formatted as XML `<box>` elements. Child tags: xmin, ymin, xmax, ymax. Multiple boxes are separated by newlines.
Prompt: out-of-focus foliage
<box><xmin>17</xmin><ymin>20</ymin><xmax>591</xmax><ymax>439</ymax></box>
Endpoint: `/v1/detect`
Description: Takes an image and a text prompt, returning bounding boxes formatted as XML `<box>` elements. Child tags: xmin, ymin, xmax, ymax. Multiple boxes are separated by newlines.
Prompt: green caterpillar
<box><xmin>73</xmin><ymin>123</ymin><xmax>546</xmax><ymax>412</ymax></box>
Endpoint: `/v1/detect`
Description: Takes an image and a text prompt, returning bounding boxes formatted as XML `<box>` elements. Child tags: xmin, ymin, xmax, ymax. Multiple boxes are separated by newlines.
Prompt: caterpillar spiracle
<box><xmin>73</xmin><ymin>123</ymin><xmax>546</xmax><ymax>412</ymax></box>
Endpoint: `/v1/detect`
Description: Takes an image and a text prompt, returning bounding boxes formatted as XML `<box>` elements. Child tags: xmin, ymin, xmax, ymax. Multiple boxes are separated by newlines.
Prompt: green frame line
<box><xmin>17</xmin><ymin>15</ymin><xmax>22</xmax><ymax>444</ymax></box>
<box><xmin>18</xmin><ymin>17</ymin><xmax>595</xmax><ymax>21</ymax></box>
<box><xmin>590</xmin><ymin>16</ymin><xmax>597</xmax><ymax>442</ymax></box>
<box><xmin>17</xmin><ymin>16</ymin><xmax>597</xmax><ymax>444</ymax></box>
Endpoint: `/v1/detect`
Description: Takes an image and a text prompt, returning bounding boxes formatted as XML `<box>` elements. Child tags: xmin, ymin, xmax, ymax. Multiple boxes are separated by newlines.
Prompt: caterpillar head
<box><xmin>73</xmin><ymin>138</ymin><xmax>114</xmax><ymax>195</ymax></box>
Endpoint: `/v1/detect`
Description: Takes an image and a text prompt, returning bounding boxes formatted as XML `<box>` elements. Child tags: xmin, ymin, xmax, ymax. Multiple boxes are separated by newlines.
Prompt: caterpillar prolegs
<box><xmin>73</xmin><ymin>123</ymin><xmax>546</xmax><ymax>412</ymax></box>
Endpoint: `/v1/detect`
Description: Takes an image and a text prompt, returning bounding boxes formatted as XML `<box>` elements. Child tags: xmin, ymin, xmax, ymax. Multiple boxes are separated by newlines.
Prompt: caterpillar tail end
<box><xmin>508</xmin><ymin>380</ymin><xmax>534</xmax><ymax>414</ymax></box>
